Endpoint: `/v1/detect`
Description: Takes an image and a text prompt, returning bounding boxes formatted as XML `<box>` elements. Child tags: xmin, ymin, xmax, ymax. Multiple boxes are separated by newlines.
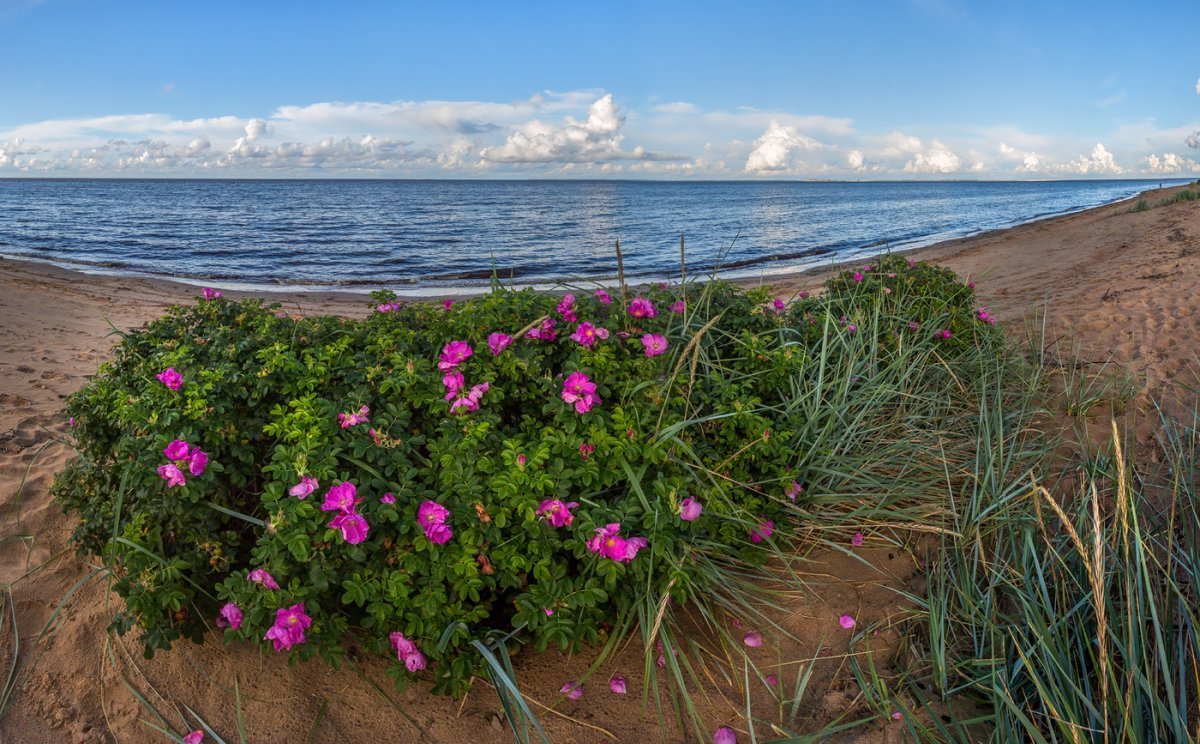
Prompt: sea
<box><xmin>0</xmin><ymin>178</ymin><xmax>1186</xmax><ymax>294</ymax></box>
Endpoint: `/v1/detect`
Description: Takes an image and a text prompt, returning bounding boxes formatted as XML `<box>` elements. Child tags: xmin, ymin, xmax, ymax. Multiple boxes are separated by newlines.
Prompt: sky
<box><xmin>1</xmin><ymin>0</ymin><xmax>1198</xmax><ymax>179</ymax></box>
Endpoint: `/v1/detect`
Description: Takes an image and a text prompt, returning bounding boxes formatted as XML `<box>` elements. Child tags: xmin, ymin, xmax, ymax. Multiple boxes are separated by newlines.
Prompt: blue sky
<box><xmin>1</xmin><ymin>0</ymin><xmax>1197</xmax><ymax>178</ymax></box>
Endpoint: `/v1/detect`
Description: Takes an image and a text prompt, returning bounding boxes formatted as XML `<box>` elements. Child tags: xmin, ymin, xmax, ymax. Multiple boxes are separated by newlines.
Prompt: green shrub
<box><xmin>53</xmin><ymin>254</ymin><xmax>995</xmax><ymax>695</ymax></box>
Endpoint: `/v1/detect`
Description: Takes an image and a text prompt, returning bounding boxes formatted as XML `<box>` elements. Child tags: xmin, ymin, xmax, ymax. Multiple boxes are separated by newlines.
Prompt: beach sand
<box><xmin>0</xmin><ymin>184</ymin><xmax>1196</xmax><ymax>742</ymax></box>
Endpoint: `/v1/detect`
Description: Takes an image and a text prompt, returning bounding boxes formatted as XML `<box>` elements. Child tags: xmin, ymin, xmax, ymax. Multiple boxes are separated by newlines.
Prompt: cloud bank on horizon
<box><xmin>3</xmin><ymin>88</ymin><xmax>1198</xmax><ymax>179</ymax></box>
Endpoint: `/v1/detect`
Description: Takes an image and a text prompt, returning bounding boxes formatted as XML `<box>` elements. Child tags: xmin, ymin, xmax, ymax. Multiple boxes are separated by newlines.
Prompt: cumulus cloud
<box><xmin>743</xmin><ymin>120</ymin><xmax>825</xmax><ymax>172</ymax></box>
<box><xmin>1188</xmin><ymin>131</ymin><xmax>1200</xmax><ymax>149</ymax></box>
<box><xmin>903</xmin><ymin>139</ymin><xmax>961</xmax><ymax>173</ymax></box>
<box><xmin>998</xmin><ymin>142</ymin><xmax>1041</xmax><ymax>172</ymax></box>
<box><xmin>1060</xmin><ymin>143</ymin><xmax>1123</xmax><ymax>175</ymax></box>
<box><xmin>1144</xmin><ymin>152</ymin><xmax>1200</xmax><ymax>174</ymax></box>
<box><xmin>846</xmin><ymin>149</ymin><xmax>865</xmax><ymax>170</ymax></box>
<box><xmin>479</xmin><ymin>94</ymin><xmax>669</xmax><ymax>163</ymax></box>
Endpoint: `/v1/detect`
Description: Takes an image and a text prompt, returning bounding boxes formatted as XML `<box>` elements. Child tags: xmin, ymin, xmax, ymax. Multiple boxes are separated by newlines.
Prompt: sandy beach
<box><xmin>1</xmin><ymin>183</ymin><xmax>1198</xmax><ymax>742</ymax></box>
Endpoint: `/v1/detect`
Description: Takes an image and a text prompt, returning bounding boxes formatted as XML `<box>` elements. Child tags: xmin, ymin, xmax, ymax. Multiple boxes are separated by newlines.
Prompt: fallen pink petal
<box><xmin>608</xmin><ymin>675</ymin><xmax>627</xmax><ymax>694</ymax></box>
<box><xmin>839</xmin><ymin>614</ymin><xmax>856</xmax><ymax>630</ymax></box>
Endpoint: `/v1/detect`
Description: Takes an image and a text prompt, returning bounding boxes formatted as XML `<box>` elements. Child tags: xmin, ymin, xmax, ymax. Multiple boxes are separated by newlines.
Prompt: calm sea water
<box><xmin>0</xmin><ymin>179</ymin><xmax>1183</xmax><ymax>292</ymax></box>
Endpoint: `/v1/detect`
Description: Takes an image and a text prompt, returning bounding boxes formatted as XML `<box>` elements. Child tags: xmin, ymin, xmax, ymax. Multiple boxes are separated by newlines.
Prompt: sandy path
<box><xmin>0</xmin><ymin>183</ymin><xmax>1196</xmax><ymax>742</ymax></box>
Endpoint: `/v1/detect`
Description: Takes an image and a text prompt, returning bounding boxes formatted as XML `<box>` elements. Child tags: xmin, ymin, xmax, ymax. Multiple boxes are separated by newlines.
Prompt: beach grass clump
<box><xmin>51</xmin><ymin>255</ymin><xmax>1002</xmax><ymax>699</ymax></box>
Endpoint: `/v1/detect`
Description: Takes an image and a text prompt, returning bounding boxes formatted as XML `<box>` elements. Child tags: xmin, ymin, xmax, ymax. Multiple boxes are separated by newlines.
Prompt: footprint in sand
<box><xmin>0</xmin><ymin>393</ymin><xmax>32</xmax><ymax>408</ymax></box>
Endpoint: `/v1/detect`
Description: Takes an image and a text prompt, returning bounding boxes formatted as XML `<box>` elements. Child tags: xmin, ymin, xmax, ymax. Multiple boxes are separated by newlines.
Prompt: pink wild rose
<box><xmin>437</xmin><ymin>340</ymin><xmax>473</xmax><ymax>371</ymax></box>
<box><xmin>773</xmin><ymin>298</ymin><xmax>786</xmax><ymax>313</ymax></box>
<box><xmin>670</xmin><ymin>300</ymin><xmax>685</xmax><ymax>314</ymax></box>
<box><xmin>442</xmin><ymin>299</ymin><xmax>455</xmax><ymax>311</ymax></box>
<box><xmin>526</xmin><ymin>316</ymin><xmax>557</xmax><ymax>341</ymax></box>
<box><xmin>586</xmin><ymin>523</ymin><xmax>648</xmax><ymax>562</ymax></box>
<box><xmin>157</xmin><ymin>367</ymin><xmax>183</xmax><ymax>391</ymax></box>
<box><xmin>247</xmin><ymin>569</ymin><xmax>280</xmax><ymax>590</ymax></box>
<box><xmin>157</xmin><ymin>463</ymin><xmax>186</xmax><ymax>488</ymax></box>
<box><xmin>556</xmin><ymin>294</ymin><xmax>577</xmax><ymax>322</ymax></box>
<box><xmin>264</xmin><ymin>603</ymin><xmax>312</xmax><ymax>652</ymax></box>
<box><xmin>183</xmin><ymin>732</ymin><xmax>204</xmax><ymax>744</ymax></box>
<box><xmin>786</xmin><ymin>481</ymin><xmax>803</xmax><ymax>502</ymax></box>
<box><xmin>328</xmin><ymin>512</ymin><xmax>369</xmax><ymax>545</ymax></box>
<box><xmin>449</xmin><ymin>382</ymin><xmax>489</xmax><ymax>413</ymax></box>
<box><xmin>679</xmin><ymin>497</ymin><xmax>702</xmax><ymax>521</ymax></box>
<box><xmin>289</xmin><ymin>475</ymin><xmax>319</xmax><ymax>499</ymax></box>
<box><xmin>628</xmin><ymin>297</ymin><xmax>657</xmax><ymax>318</ymax></box>
<box><xmin>187</xmin><ymin>449</ymin><xmax>208</xmax><ymax>476</ymax></box>
<box><xmin>839</xmin><ymin>614</ymin><xmax>856</xmax><ymax>630</ymax></box>
<box><xmin>561</xmin><ymin>371</ymin><xmax>601</xmax><ymax>414</ymax></box>
<box><xmin>442</xmin><ymin>369</ymin><xmax>465</xmax><ymax>399</ymax></box>
<box><xmin>216</xmin><ymin>602</ymin><xmax>243</xmax><ymax>630</ymax></box>
<box><xmin>390</xmin><ymin>631</ymin><xmax>427</xmax><ymax>672</ymax></box>
<box><xmin>537</xmin><ymin>499</ymin><xmax>579</xmax><ymax>528</ymax></box>
<box><xmin>321</xmin><ymin>481</ymin><xmax>359</xmax><ymax>514</ymax></box>
<box><xmin>487</xmin><ymin>332</ymin><xmax>513</xmax><ymax>356</ymax></box>
<box><xmin>164</xmin><ymin>439</ymin><xmax>190</xmax><ymax>461</ymax></box>
<box><xmin>570</xmin><ymin>321</ymin><xmax>604</xmax><ymax>348</ymax></box>
<box><xmin>201</xmin><ymin>287</ymin><xmax>222</xmax><ymax>300</ymax></box>
<box><xmin>593</xmin><ymin>287</ymin><xmax>613</xmax><ymax>305</ymax></box>
<box><xmin>850</xmin><ymin>532</ymin><xmax>864</xmax><ymax>547</ymax></box>
<box><xmin>380</xmin><ymin>492</ymin><xmax>396</xmax><ymax>505</ymax></box>
<box><xmin>641</xmin><ymin>333</ymin><xmax>669</xmax><ymax>357</ymax></box>
<box><xmin>749</xmin><ymin>518</ymin><xmax>774</xmax><ymax>544</ymax></box>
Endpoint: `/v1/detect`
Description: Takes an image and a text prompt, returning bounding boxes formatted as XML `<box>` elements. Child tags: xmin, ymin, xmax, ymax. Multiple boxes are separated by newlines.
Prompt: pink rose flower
<box><xmin>449</xmin><ymin>381</ymin><xmax>489</xmax><ymax>413</ymax></box>
<box><xmin>561</xmin><ymin>371</ymin><xmax>601</xmax><ymax>414</ymax></box>
<box><xmin>183</xmin><ymin>732</ymin><xmax>204</xmax><ymax>744</ymax></box>
<box><xmin>669</xmin><ymin>300</ymin><xmax>685</xmax><ymax>314</ymax></box>
<box><xmin>321</xmin><ymin>481</ymin><xmax>359</xmax><ymax>514</ymax></box>
<box><xmin>418</xmin><ymin>500</ymin><xmax>453</xmax><ymax>544</ymax></box>
<box><xmin>437</xmin><ymin>340</ymin><xmax>473</xmax><ymax>371</ymax></box>
<box><xmin>328</xmin><ymin>512</ymin><xmax>369</xmax><ymax>544</ymax></box>
<box><xmin>338</xmin><ymin>405</ymin><xmax>370</xmax><ymax>428</ymax></box>
<box><xmin>593</xmin><ymin>288</ymin><xmax>613</xmax><ymax>305</ymax></box>
<box><xmin>772</xmin><ymin>298</ymin><xmax>786</xmax><ymax>313</ymax></box>
<box><xmin>380</xmin><ymin>492</ymin><xmax>396</xmax><ymax>505</ymax></box>
<box><xmin>442</xmin><ymin>299</ymin><xmax>455</xmax><ymax>311</ymax></box>
<box><xmin>556</xmin><ymin>294</ymin><xmax>577</xmax><ymax>322</ymax></box>
<box><xmin>187</xmin><ymin>449</ymin><xmax>208</xmax><ymax>476</ymax></box>
<box><xmin>487</xmin><ymin>332</ymin><xmax>513</xmax><ymax>356</ymax></box>
<box><xmin>217</xmin><ymin>602</ymin><xmax>243</xmax><ymax>630</ymax></box>
<box><xmin>247</xmin><ymin>569</ymin><xmax>280</xmax><ymax>590</ymax></box>
<box><xmin>157</xmin><ymin>367</ymin><xmax>183</xmax><ymax>391</ymax></box>
<box><xmin>570</xmin><ymin>321</ymin><xmax>604</xmax><ymax>348</ymax></box>
<box><xmin>536</xmin><ymin>499</ymin><xmax>579</xmax><ymax>528</ymax></box>
<box><xmin>839</xmin><ymin>614</ymin><xmax>856</xmax><ymax>630</ymax></box>
<box><xmin>389</xmin><ymin>631</ymin><xmax>426</xmax><ymax>672</ymax></box>
<box><xmin>289</xmin><ymin>475</ymin><xmax>319</xmax><ymax>499</ymax></box>
<box><xmin>201</xmin><ymin>287</ymin><xmax>222</xmax><ymax>300</ymax></box>
<box><xmin>852</xmin><ymin>272</ymin><xmax>863</xmax><ymax>282</ymax></box>
<box><xmin>679</xmin><ymin>497</ymin><xmax>702</xmax><ymax>521</ymax></box>
<box><xmin>164</xmin><ymin>439</ymin><xmax>190</xmax><ymax>461</ymax></box>
<box><xmin>749</xmin><ymin>518</ymin><xmax>774</xmax><ymax>544</ymax></box>
<box><xmin>526</xmin><ymin>317</ymin><xmax>557</xmax><ymax>341</ymax></box>
<box><xmin>850</xmin><ymin>532</ymin><xmax>864</xmax><ymax>547</ymax></box>
<box><xmin>157</xmin><ymin>463</ymin><xmax>186</xmax><ymax>488</ymax></box>
<box><xmin>628</xmin><ymin>297</ymin><xmax>657</xmax><ymax>318</ymax></box>
<box><xmin>641</xmin><ymin>333</ymin><xmax>668</xmax><ymax>357</ymax></box>
<box><xmin>264</xmin><ymin>603</ymin><xmax>311</xmax><ymax>651</ymax></box>
<box><xmin>586</xmin><ymin>524</ymin><xmax>648</xmax><ymax>562</ymax></box>
<box><xmin>442</xmin><ymin>370</ymin><xmax>465</xmax><ymax>399</ymax></box>
<box><xmin>786</xmin><ymin>482</ymin><xmax>803</xmax><ymax>502</ymax></box>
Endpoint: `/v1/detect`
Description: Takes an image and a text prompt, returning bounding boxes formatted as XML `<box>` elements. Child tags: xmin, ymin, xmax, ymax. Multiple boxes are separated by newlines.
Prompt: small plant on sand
<box><xmin>53</xmin><ymin>255</ymin><xmax>1001</xmax><ymax>707</ymax></box>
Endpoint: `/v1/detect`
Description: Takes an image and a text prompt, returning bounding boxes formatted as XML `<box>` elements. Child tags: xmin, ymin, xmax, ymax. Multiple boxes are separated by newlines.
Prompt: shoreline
<box><xmin>0</xmin><ymin>182</ymin><xmax>1189</xmax><ymax>304</ymax></box>
<box><xmin>1</xmin><ymin>180</ymin><xmax>1187</xmax><ymax>297</ymax></box>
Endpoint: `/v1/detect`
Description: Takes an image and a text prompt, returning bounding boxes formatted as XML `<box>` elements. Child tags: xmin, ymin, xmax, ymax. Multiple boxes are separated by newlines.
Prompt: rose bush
<box><xmin>54</xmin><ymin>255</ymin><xmax>993</xmax><ymax>695</ymax></box>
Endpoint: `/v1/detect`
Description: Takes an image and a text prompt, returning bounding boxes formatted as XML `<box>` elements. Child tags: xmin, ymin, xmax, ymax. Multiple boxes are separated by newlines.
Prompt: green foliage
<box><xmin>53</xmin><ymin>254</ymin><xmax>997</xmax><ymax>695</ymax></box>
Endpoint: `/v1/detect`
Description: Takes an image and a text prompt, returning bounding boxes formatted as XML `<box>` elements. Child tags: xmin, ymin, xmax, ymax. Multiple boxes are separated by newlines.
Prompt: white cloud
<box><xmin>1188</xmin><ymin>132</ymin><xmax>1200</xmax><ymax>149</ymax></box>
<box><xmin>999</xmin><ymin>142</ymin><xmax>1040</xmax><ymax>172</ymax></box>
<box><xmin>652</xmin><ymin>101</ymin><xmax>699</xmax><ymax>114</ymax></box>
<box><xmin>1059</xmin><ymin>143</ymin><xmax>1123</xmax><ymax>175</ymax></box>
<box><xmin>479</xmin><ymin>94</ymin><xmax>667</xmax><ymax>163</ymax></box>
<box><xmin>903</xmin><ymin>139</ymin><xmax>961</xmax><ymax>173</ymax></box>
<box><xmin>1144</xmin><ymin>152</ymin><xmax>1200</xmax><ymax>174</ymax></box>
<box><xmin>845</xmin><ymin>149</ymin><xmax>865</xmax><ymax>170</ymax></box>
<box><xmin>1196</xmin><ymin>77</ymin><xmax>1200</xmax><ymax>95</ymax></box>
<box><xmin>743</xmin><ymin>120</ymin><xmax>824</xmax><ymax>172</ymax></box>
